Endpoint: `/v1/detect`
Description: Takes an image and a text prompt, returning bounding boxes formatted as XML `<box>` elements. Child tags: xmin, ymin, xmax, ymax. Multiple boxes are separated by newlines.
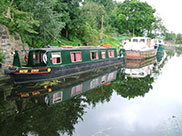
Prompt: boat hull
<box><xmin>125</xmin><ymin>49</ymin><xmax>157</xmax><ymax>60</ymax></box>
<box><xmin>9</xmin><ymin>58</ymin><xmax>124</xmax><ymax>84</ymax></box>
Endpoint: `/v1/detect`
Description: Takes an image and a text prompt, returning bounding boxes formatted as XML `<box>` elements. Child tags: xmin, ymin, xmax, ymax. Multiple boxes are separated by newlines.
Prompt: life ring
<box><xmin>43</xmin><ymin>53</ymin><xmax>47</xmax><ymax>64</ymax></box>
<box><xmin>45</xmin><ymin>95</ymin><xmax>49</xmax><ymax>105</ymax></box>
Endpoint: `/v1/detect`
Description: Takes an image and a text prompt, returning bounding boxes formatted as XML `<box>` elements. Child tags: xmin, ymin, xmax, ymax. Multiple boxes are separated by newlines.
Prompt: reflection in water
<box><xmin>0</xmin><ymin>66</ymin><xmax>121</xmax><ymax>136</ymax></box>
<box><xmin>0</xmin><ymin>51</ymin><xmax>169</xmax><ymax>136</ymax></box>
<box><xmin>44</xmin><ymin>70</ymin><xmax>117</xmax><ymax>106</ymax></box>
<box><xmin>125</xmin><ymin>57</ymin><xmax>156</xmax><ymax>78</ymax></box>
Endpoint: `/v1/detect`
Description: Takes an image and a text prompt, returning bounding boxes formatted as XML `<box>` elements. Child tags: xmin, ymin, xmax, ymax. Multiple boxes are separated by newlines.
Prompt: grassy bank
<box><xmin>50</xmin><ymin>34</ymin><xmax>121</xmax><ymax>52</ymax></box>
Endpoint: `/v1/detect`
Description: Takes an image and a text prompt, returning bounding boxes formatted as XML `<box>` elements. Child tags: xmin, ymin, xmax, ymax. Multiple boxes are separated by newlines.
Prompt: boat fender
<box><xmin>43</xmin><ymin>54</ymin><xmax>47</xmax><ymax>64</ymax></box>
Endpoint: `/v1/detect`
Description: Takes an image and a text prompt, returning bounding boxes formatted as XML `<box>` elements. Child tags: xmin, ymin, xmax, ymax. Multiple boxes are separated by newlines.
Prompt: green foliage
<box><xmin>112</xmin><ymin>0</ymin><xmax>156</xmax><ymax>36</ymax></box>
<box><xmin>0</xmin><ymin>0</ymin><xmax>168</xmax><ymax>48</ymax></box>
<box><xmin>58</xmin><ymin>0</ymin><xmax>82</xmax><ymax>39</ymax></box>
<box><xmin>50</xmin><ymin>36</ymin><xmax>82</xmax><ymax>47</ymax></box>
<box><xmin>70</xmin><ymin>1</ymin><xmax>109</xmax><ymax>45</ymax></box>
<box><xmin>164</xmin><ymin>32</ymin><xmax>176</xmax><ymax>41</ymax></box>
<box><xmin>0</xmin><ymin>48</ymin><xmax>5</xmax><ymax>66</ymax></box>
<box><xmin>77</xmin><ymin>22</ymin><xmax>100</xmax><ymax>45</ymax></box>
<box><xmin>80</xmin><ymin>2</ymin><xmax>107</xmax><ymax>30</ymax></box>
<box><xmin>17</xmin><ymin>0</ymin><xmax>65</xmax><ymax>47</ymax></box>
<box><xmin>151</xmin><ymin>16</ymin><xmax>167</xmax><ymax>38</ymax></box>
<box><xmin>176</xmin><ymin>34</ymin><xmax>182</xmax><ymax>44</ymax></box>
<box><xmin>85</xmin><ymin>0</ymin><xmax>116</xmax><ymax>14</ymax></box>
<box><xmin>0</xmin><ymin>0</ymin><xmax>39</xmax><ymax>36</ymax></box>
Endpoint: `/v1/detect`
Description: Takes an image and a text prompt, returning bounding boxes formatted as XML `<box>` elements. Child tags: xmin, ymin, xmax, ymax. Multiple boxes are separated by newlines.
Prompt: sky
<box><xmin>116</xmin><ymin>0</ymin><xmax>182</xmax><ymax>34</ymax></box>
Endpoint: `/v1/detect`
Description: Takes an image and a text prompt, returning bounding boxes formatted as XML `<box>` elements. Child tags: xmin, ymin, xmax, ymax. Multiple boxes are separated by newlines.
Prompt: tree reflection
<box><xmin>0</xmin><ymin>68</ymin><xmax>119</xmax><ymax>136</ymax></box>
<box><xmin>84</xmin><ymin>84</ymin><xmax>113</xmax><ymax>107</ymax></box>
<box><xmin>112</xmin><ymin>69</ymin><xmax>154</xmax><ymax>99</ymax></box>
<box><xmin>165</xmin><ymin>47</ymin><xmax>175</xmax><ymax>57</ymax></box>
<box><xmin>175</xmin><ymin>46</ymin><xmax>182</xmax><ymax>56</ymax></box>
<box><xmin>0</xmin><ymin>57</ymin><xmax>171</xmax><ymax>136</ymax></box>
<box><xmin>0</xmin><ymin>95</ymin><xmax>86</xmax><ymax>136</ymax></box>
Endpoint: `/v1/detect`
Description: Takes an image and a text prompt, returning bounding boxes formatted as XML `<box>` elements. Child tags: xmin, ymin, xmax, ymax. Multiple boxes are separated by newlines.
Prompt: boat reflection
<box><xmin>0</xmin><ymin>51</ymin><xmax>169</xmax><ymax>136</ymax></box>
<box><xmin>125</xmin><ymin>57</ymin><xmax>156</xmax><ymax>78</ymax></box>
<box><xmin>7</xmin><ymin>66</ymin><xmax>119</xmax><ymax>109</ymax></box>
<box><xmin>45</xmin><ymin>70</ymin><xmax>117</xmax><ymax>106</ymax></box>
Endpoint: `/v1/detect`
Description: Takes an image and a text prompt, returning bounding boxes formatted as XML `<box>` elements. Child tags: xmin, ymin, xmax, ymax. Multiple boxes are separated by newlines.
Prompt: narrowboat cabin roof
<box><xmin>28</xmin><ymin>46</ymin><xmax>116</xmax><ymax>51</ymax></box>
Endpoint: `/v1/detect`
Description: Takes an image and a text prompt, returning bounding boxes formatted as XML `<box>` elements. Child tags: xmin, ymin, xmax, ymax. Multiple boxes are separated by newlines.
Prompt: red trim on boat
<box><xmin>18</xmin><ymin>88</ymin><xmax>48</xmax><ymax>95</ymax></box>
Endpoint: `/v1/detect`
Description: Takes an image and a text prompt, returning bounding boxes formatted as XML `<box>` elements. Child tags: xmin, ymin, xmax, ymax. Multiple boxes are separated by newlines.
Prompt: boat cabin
<box><xmin>129</xmin><ymin>37</ymin><xmax>151</xmax><ymax>47</ymax></box>
<box><xmin>12</xmin><ymin>46</ymin><xmax>117</xmax><ymax>68</ymax></box>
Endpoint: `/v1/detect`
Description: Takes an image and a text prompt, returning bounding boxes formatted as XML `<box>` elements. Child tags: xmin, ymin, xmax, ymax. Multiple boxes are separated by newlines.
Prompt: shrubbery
<box><xmin>0</xmin><ymin>48</ymin><xmax>4</xmax><ymax>67</ymax></box>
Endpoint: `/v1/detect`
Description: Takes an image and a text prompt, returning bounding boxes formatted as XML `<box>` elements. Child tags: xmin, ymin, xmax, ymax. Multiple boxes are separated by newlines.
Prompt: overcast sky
<box><xmin>116</xmin><ymin>0</ymin><xmax>182</xmax><ymax>34</ymax></box>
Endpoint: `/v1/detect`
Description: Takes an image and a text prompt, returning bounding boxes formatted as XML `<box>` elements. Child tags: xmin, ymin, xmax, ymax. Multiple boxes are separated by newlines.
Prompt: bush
<box><xmin>0</xmin><ymin>48</ymin><xmax>5</xmax><ymax>67</ymax></box>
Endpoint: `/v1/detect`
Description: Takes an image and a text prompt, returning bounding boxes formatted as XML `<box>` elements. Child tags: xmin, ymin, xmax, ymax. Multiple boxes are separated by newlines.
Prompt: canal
<box><xmin>0</xmin><ymin>48</ymin><xmax>182</xmax><ymax>136</ymax></box>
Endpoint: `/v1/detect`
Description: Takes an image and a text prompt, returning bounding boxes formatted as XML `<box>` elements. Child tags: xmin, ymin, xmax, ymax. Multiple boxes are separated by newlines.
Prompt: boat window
<box><xmin>108</xmin><ymin>50</ymin><xmax>115</xmax><ymax>58</ymax></box>
<box><xmin>90</xmin><ymin>78</ymin><xmax>99</xmax><ymax>89</ymax></box>
<box><xmin>133</xmin><ymin>39</ymin><xmax>138</xmax><ymax>42</ymax></box>
<box><xmin>101</xmin><ymin>51</ymin><xmax>106</xmax><ymax>59</ymax></box>
<box><xmin>108</xmin><ymin>72</ymin><xmax>115</xmax><ymax>81</ymax></box>
<box><xmin>53</xmin><ymin>91</ymin><xmax>63</xmax><ymax>104</ymax></box>
<box><xmin>51</xmin><ymin>52</ymin><xmax>61</xmax><ymax>64</ymax></box>
<box><xmin>33</xmin><ymin>52</ymin><xmax>40</xmax><ymax>64</ymax></box>
<box><xmin>71</xmin><ymin>52</ymin><xmax>82</xmax><ymax>62</ymax></box>
<box><xmin>71</xmin><ymin>84</ymin><xmax>83</xmax><ymax>96</ymax></box>
<box><xmin>101</xmin><ymin>75</ymin><xmax>106</xmax><ymax>83</ymax></box>
<box><xmin>90</xmin><ymin>51</ymin><xmax>99</xmax><ymax>60</ymax></box>
<box><xmin>147</xmin><ymin>39</ymin><xmax>151</xmax><ymax>42</ymax></box>
<box><xmin>140</xmin><ymin>39</ymin><xmax>145</xmax><ymax>42</ymax></box>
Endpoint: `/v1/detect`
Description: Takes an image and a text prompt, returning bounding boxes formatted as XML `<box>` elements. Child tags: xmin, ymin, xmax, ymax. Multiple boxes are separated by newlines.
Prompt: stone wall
<box><xmin>0</xmin><ymin>24</ymin><xmax>29</xmax><ymax>75</ymax></box>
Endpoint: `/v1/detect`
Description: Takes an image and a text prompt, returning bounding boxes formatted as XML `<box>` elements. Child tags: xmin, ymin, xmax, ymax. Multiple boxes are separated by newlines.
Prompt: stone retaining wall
<box><xmin>0</xmin><ymin>24</ymin><xmax>29</xmax><ymax>74</ymax></box>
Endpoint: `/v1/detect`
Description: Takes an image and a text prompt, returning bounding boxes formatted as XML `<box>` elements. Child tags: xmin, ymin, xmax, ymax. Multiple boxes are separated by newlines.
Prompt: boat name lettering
<box><xmin>32</xmin><ymin>91</ymin><xmax>40</xmax><ymax>95</ymax></box>
<box><xmin>31</xmin><ymin>69</ymin><xmax>39</xmax><ymax>72</ymax></box>
<box><xmin>19</xmin><ymin>70</ymin><xmax>28</xmax><ymax>73</ymax></box>
<box><xmin>21</xmin><ymin>93</ymin><xmax>29</xmax><ymax>97</ymax></box>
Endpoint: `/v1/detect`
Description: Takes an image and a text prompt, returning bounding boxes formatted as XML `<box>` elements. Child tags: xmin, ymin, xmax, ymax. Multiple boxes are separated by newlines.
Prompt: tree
<box><xmin>81</xmin><ymin>2</ymin><xmax>107</xmax><ymax>30</ymax></box>
<box><xmin>176</xmin><ymin>34</ymin><xmax>182</xmax><ymax>44</ymax></box>
<box><xmin>150</xmin><ymin>16</ymin><xmax>167</xmax><ymax>38</ymax></box>
<box><xmin>85</xmin><ymin>0</ymin><xmax>116</xmax><ymax>14</ymax></box>
<box><xmin>111</xmin><ymin>0</ymin><xmax>156</xmax><ymax>36</ymax></box>
<box><xmin>0</xmin><ymin>0</ymin><xmax>39</xmax><ymax>42</ymax></box>
<box><xmin>75</xmin><ymin>1</ymin><xmax>107</xmax><ymax>44</ymax></box>
<box><xmin>16</xmin><ymin>0</ymin><xmax>65</xmax><ymax>47</ymax></box>
<box><xmin>58</xmin><ymin>0</ymin><xmax>82</xmax><ymax>39</ymax></box>
<box><xmin>164</xmin><ymin>32</ymin><xmax>176</xmax><ymax>41</ymax></box>
<box><xmin>0</xmin><ymin>48</ymin><xmax>5</xmax><ymax>67</ymax></box>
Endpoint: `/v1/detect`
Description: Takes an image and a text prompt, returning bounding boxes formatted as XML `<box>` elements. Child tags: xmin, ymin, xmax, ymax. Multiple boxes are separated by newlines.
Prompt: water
<box><xmin>0</xmin><ymin>48</ymin><xmax>182</xmax><ymax>136</ymax></box>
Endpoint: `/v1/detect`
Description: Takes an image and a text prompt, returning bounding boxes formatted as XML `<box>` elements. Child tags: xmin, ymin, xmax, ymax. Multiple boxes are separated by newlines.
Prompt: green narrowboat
<box><xmin>6</xmin><ymin>46</ymin><xmax>124</xmax><ymax>84</ymax></box>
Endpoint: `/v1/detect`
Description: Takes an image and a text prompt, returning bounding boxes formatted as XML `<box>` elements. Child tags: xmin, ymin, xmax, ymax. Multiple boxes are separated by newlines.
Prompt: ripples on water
<box><xmin>0</xmin><ymin>48</ymin><xmax>182</xmax><ymax>136</ymax></box>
